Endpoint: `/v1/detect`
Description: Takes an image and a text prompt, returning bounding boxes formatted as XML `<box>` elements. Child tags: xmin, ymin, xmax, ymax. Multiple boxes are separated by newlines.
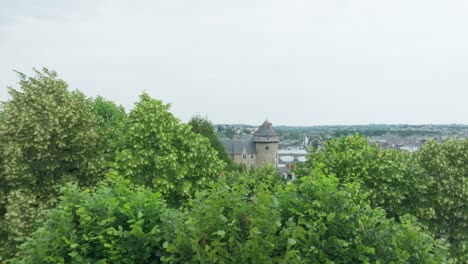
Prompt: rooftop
<box><xmin>254</xmin><ymin>119</ymin><xmax>278</xmax><ymax>137</ymax></box>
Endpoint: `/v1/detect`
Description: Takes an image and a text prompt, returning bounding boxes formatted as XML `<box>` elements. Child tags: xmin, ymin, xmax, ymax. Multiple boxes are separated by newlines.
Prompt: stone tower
<box><xmin>253</xmin><ymin>120</ymin><xmax>279</xmax><ymax>167</ymax></box>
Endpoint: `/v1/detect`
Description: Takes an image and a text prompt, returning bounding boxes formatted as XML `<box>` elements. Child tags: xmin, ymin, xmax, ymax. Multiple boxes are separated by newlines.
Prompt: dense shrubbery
<box><xmin>297</xmin><ymin>135</ymin><xmax>467</xmax><ymax>262</ymax></box>
<box><xmin>14</xmin><ymin>175</ymin><xmax>175</xmax><ymax>263</ymax></box>
<box><xmin>0</xmin><ymin>69</ymin><xmax>466</xmax><ymax>263</ymax></box>
<box><xmin>13</xmin><ymin>169</ymin><xmax>449</xmax><ymax>263</ymax></box>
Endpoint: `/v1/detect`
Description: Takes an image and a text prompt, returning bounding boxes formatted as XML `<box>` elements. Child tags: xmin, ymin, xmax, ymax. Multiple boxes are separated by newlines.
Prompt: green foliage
<box><xmin>279</xmin><ymin>169</ymin><xmax>448</xmax><ymax>263</ymax></box>
<box><xmin>217</xmin><ymin>125</ymin><xmax>235</xmax><ymax>139</ymax></box>
<box><xmin>188</xmin><ymin>115</ymin><xmax>233</xmax><ymax>168</ymax></box>
<box><xmin>115</xmin><ymin>93</ymin><xmax>225</xmax><ymax>206</ymax></box>
<box><xmin>221</xmin><ymin>164</ymin><xmax>286</xmax><ymax>193</ymax></box>
<box><xmin>163</xmin><ymin>172</ymin><xmax>284</xmax><ymax>263</ymax></box>
<box><xmin>0</xmin><ymin>69</ymin><xmax>460</xmax><ymax>263</ymax></box>
<box><xmin>14</xmin><ymin>175</ymin><xmax>176</xmax><ymax>264</ymax></box>
<box><xmin>15</xmin><ymin>169</ymin><xmax>448</xmax><ymax>263</ymax></box>
<box><xmin>414</xmin><ymin>139</ymin><xmax>468</xmax><ymax>262</ymax></box>
<box><xmin>296</xmin><ymin>134</ymin><xmax>418</xmax><ymax>219</ymax></box>
<box><xmin>91</xmin><ymin>96</ymin><xmax>127</xmax><ymax>166</ymax></box>
<box><xmin>297</xmin><ymin>134</ymin><xmax>467</xmax><ymax>262</ymax></box>
<box><xmin>0</xmin><ymin>68</ymin><xmax>104</xmax><ymax>260</ymax></box>
<box><xmin>165</xmin><ymin>167</ymin><xmax>448</xmax><ymax>263</ymax></box>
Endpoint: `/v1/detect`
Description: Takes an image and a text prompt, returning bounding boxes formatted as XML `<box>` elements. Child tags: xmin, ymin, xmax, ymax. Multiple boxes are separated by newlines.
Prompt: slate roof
<box><xmin>220</xmin><ymin>135</ymin><xmax>256</xmax><ymax>155</ymax></box>
<box><xmin>254</xmin><ymin>119</ymin><xmax>278</xmax><ymax>137</ymax></box>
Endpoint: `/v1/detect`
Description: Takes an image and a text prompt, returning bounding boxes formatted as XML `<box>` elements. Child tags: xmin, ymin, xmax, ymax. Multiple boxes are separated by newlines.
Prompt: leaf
<box><xmin>288</xmin><ymin>238</ymin><xmax>296</xmax><ymax>246</ymax></box>
<box><xmin>327</xmin><ymin>212</ymin><xmax>336</xmax><ymax>221</ymax></box>
<box><xmin>220</xmin><ymin>214</ymin><xmax>228</xmax><ymax>222</ymax></box>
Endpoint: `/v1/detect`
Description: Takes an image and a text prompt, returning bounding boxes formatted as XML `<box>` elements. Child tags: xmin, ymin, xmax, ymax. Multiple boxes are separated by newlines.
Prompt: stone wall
<box><xmin>233</xmin><ymin>153</ymin><xmax>256</xmax><ymax>168</ymax></box>
<box><xmin>255</xmin><ymin>142</ymin><xmax>278</xmax><ymax>167</ymax></box>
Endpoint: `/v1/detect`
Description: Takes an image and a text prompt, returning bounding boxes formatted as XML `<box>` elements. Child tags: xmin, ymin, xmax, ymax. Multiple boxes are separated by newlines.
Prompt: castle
<box><xmin>220</xmin><ymin>120</ymin><xmax>279</xmax><ymax>168</ymax></box>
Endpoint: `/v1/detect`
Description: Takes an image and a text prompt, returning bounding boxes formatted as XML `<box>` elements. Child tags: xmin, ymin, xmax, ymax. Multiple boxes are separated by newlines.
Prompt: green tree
<box><xmin>0</xmin><ymin>107</ymin><xmax>5</xmax><ymax>224</ymax></box>
<box><xmin>276</xmin><ymin>169</ymin><xmax>448</xmax><ymax>263</ymax></box>
<box><xmin>0</xmin><ymin>68</ymin><xmax>104</xmax><ymax>260</ymax></box>
<box><xmin>188</xmin><ymin>115</ymin><xmax>233</xmax><ymax>167</ymax></box>
<box><xmin>297</xmin><ymin>135</ymin><xmax>467</xmax><ymax>262</ymax></box>
<box><xmin>224</xmin><ymin>126</ymin><xmax>235</xmax><ymax>139</ymax></box>
<box><xmin>91</xmin><ymin>96</ymin><xmax>127</xmax><ymax>166</ymax></box>
<box><xmin>414</xmin><ymin>139</ymin><xmax>468</xmax><ymax>262</ymax></box>
<box><xmin>115</xmin><ymin>93</ymin><xmax>225</xmax><ymax>206</ymax></box>
<box><xmin>296</xmin><ymin>134</ymin><xmax>419</xmax><ymax>219</ymax></box>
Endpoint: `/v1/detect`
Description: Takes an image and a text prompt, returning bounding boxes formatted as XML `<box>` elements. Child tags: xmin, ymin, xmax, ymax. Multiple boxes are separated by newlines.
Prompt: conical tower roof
<box><xmin>254</xmin><ymin>119</ymin><xmax>278</xmax><ymax>137</ymax></box>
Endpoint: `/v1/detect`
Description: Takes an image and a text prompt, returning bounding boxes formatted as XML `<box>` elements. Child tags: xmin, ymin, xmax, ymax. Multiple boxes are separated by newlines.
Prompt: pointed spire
<box><xmin>254</xmin><ymin>119</ymin><xmax>278</xmax><ymax>136</ymax></box>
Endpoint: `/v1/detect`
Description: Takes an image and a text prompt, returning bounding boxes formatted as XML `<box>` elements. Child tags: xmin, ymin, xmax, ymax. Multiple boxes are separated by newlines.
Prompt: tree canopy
<box><xmin>0</xmin><ymin>69</ymin><xmax>465</xmax><ymax>263</ymax></box>
<box><xmin>0</xmin><ymin>68</ymin><xmax>104</xmax><ymax>259</ymax></box>
<box><xmin>114</xmin><ymin>93</ymin><xmax>225</xmax><ymax>206</ymax></box>
<box><xmin>297</xmin><ymin>134</ymin><xmax>467</xmax><ymax>262</ymax></box>
<box><xmin>90</xmin><ymin>96</ymin><xmax>127</xmax><ymax>167</ymax></box>
<box><xmin>188</xmin><ymin>115</ymin><xmax>233</xmax><ymax>167</ymax></box>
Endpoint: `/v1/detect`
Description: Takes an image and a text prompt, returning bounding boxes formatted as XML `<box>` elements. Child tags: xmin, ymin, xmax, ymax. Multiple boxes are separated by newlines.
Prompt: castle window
<box><xmin>265</xmin><ymin>146</ymin><xmax>269</xmax><ymax>150</ymax></box>
<box><xmin>242</xmin><ymin>153</ymin><xmax>246</xmax><ymax>159</ymax></box>
<box><xmin>250</xmin><ymin>162</ymin><xmax>253</xmax><ymax>168</ymax></box>
<box><xmin>250</xmin><ymin>154</ymin><xmax>254</xmax><ymax>159</ymax></box>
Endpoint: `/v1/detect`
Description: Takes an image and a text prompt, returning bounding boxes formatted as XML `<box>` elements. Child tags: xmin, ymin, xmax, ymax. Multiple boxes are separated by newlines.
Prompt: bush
<box><xmin>14</xmin><ymin>175</ymin><xmax>177</xmax><ymax>264</ymax></box>
<box><xmin>15</xmin><ymin>169</ymin><xmax>448</xmax><ymax>263</ymax></box>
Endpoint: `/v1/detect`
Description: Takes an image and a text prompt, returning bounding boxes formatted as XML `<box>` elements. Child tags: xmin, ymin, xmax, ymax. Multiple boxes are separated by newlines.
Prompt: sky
<box><xmin>1</xmin><ymin>0</ymin><xmax>468</xmax><ymax>126</ymax></box>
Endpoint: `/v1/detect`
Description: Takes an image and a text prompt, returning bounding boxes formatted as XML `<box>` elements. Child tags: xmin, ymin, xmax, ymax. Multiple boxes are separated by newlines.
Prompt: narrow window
<box><xmin>242</xmin><ymin>153</ymin><xmax>246</xmax><ymax>159</ymax></box>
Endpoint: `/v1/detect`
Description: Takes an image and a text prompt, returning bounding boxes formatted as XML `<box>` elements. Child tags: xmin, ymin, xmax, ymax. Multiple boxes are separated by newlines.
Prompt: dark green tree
<box><xmin>224</xmin><ymin>126</ymin><xmax>235</xmax><ymax>139</ymax></box>
<box><xmin>90</xmin><ymin>96</ymin><xmax>127</xmax><ymax>166</ymax></box>
<box><xmin>188</xmin><ymin>115</ymin><xmax>233</xmax><ymax>167</ymax></box>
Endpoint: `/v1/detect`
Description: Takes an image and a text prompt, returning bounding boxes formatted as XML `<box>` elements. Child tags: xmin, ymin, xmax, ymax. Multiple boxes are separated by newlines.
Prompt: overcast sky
<box><xmin>1</xmin><ymin>0</ymin><xmax>467</xmax><ymax>126</ymax></box>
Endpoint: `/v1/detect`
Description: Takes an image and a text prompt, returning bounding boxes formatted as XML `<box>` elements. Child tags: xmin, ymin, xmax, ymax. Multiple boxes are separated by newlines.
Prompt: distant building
<box><xmin>220</xmin><ymin>120</ymin><xmax>279</xmax><ymax>168</ymax></box>
<box><xmin>277</xmin><ymin>148</ymin><xmax>308</xmax><ymax>180</ymax></box>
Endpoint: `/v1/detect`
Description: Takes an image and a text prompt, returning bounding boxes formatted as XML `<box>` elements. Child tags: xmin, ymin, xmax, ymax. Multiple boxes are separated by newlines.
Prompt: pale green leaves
<box><xmin>0</xmin><ymin>68</ymin><xmax>104</xmax><ymax>259</ymax></box>
<box><xmin>115</xmin><ymin>93</ymin><xmax>225</xmax><ymax>206</ymax></box>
